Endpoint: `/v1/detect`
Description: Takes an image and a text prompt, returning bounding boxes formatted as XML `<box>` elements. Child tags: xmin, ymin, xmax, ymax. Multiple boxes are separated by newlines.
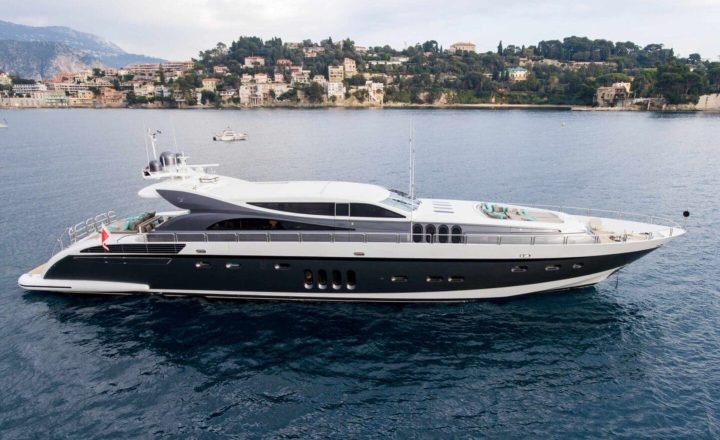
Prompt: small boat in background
<box><xmin>0</xmin><ymin>118</ymin><xmax>8</xmax><ymax>129</ymax></box>
<box><xmin>213</xmin><ymin>128</ymin><xmax>247</xmax><ymax>141</ymax></box>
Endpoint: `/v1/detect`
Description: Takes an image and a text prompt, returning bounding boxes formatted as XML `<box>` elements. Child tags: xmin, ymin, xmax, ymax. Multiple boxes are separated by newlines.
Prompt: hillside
<box><xmin>0</xmin><ymin>20</ymin><xmax>164</xmax><ymax>78</ymax></box>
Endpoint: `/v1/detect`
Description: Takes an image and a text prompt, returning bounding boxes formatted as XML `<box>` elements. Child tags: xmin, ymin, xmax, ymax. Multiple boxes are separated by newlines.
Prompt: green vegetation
<box><xmin>192</xmin><ymin>35</ymin><xmax>720</xmax><ymax>106</ymax></box>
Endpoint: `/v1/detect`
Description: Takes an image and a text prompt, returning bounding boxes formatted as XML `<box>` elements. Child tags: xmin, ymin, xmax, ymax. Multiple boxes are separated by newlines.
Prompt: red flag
<box><xmin>100</xmin><ymin>224</ymin><xmax>111</xmax><ymax>251</ymax></box>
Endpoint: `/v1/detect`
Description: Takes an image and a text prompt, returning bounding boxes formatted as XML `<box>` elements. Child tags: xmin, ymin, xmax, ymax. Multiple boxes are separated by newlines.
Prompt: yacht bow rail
<box><xmin>520</xmin><ymin>204</ymin><xmax>682</xmax><ymax>229</ymax></box>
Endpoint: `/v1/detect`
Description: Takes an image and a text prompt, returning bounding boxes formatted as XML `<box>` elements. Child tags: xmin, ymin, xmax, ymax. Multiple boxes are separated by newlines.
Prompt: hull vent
<box><xmin>81</xmin><ymin>244</ymin><xmax>186</xmax><ymax>254</ymax></box>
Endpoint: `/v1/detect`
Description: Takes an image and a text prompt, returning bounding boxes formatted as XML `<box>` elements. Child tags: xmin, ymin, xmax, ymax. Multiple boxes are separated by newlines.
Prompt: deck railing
<box><xmin>53</xmin><ymin>210</ymin><xmax>117</xmax><ymax>253</ymax></box>
<box><xmin>128</xmin><ymin>228</ymin><xmax>670</xmax><ymax>246</ymax></box>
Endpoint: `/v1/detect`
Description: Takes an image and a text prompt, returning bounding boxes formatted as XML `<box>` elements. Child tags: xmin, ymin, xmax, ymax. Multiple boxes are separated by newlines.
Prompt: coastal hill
<box><xmin>0</xmin><ymin>20</ymin><xmax>164</xmax><ymax>79</ymax></box>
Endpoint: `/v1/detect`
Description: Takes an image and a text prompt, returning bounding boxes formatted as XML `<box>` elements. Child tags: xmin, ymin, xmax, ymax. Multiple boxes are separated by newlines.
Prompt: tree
<box><xmin>306</xmin><ymin>82</ymin><xmax>325</xmax><ymax>103</ymax></box>
<box><xmin>497</xmin><ymin>40</ymin><xmax>503</xmax><ymax>56</ymax></box>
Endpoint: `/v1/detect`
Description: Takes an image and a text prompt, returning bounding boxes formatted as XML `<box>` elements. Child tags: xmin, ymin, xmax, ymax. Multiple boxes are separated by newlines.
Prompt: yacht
<box><xmin>213</xmin><ymin>128</ymin><xmax>247</xmax><ymax>142</ymax></box>
<box><xmin>18</xmin><ymin>134</ymin><xmax>685</xmax><ymax>302</ymax></box>
<box><xmin>0</xmin><ymin>118</ymin><xmax>8</xmax><ymax>129</ymax></box>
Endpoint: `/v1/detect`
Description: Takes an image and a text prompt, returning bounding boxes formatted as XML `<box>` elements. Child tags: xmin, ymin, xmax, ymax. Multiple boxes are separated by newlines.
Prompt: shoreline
<box><xmin>0</xmin><ymin>102</ymin><xmax>711</xmax><ymax>112</ymax></box>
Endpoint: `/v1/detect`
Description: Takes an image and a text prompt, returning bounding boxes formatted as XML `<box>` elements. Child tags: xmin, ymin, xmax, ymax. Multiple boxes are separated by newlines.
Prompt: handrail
<box><xmin>55</xmin><ymin>210</ymin><xmax>117</xmax><ymax>251</ymax></box>
<box><xmin>138</xmin><ymin>227</ymin><xmax>673</xmax><ymax>247</ymax></box>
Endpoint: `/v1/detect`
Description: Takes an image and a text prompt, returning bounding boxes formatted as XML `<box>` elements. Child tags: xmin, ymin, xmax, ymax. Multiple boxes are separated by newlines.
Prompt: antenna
<box><xmin>143</xmin><ymin>126</ymin><xmax>150</xmax><ymax>164</ymax></box>
<box><xmin>170</xmin><ymin>118</ymin><xmax>179</xmax><ymax>149</ymax></box>
<box><xmin>408</xmin><ymin>118</ymin><xmax>416</xmax><ymax>239</ymax></box>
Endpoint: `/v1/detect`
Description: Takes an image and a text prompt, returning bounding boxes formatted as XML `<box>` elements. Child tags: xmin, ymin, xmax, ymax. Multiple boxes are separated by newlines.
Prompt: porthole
<box><xmin>448</xmin><ymin>276</ymin><xmax>464</xmax><ymax>283</ymax></box>
<box><xmin>332</xmin><ymin>270</ymin><xmax>342</xmax><ymax>290</ymax></box>
<box><xmin>511</xmin><ymin>265</ymin><xmax>528</xmax><ymax>273</ymax></box>
<box><xmin>225</xmin><ymin>263</ymin><xmax>240</xmax><ymax>270</ymax></box>
<box><xmin>572</xmin><ymin>263</ymin><xmax>584</xmax><ymax>269</ymax></box>
<box><xmin>545</xmin><ymin>265</ymin><xmax>561</xmax><ymax>272</ymax></box>
<box><xmin>426</xmin><ymin>276</ymin><xmax>443</xmax><ymax>283</ymax></box>
<box><xmin>195</xmin><ymin>261</ymin><xmax>210</xmax><ymax>269</ymax></box>
<box><xmin>318</xmin><ymin>270</ymin><xmax>328</xmax><ymax>290</ymax></box>
<box><xmin>347</xmin><ymin>270</ymin><xmax>356</xmax><ymax>290</ymax></box>
<box><xmin>451</xmin><ymin>225</ymin><xmax>463</xmax><ymax>244</ymax></box>
<box><xmin>412</xmin><ymin>224</ymin><xmax>423</xmax><ymax>243</ymax></box>
<box><xmin>438</xmin><ymin>225</ymin><xmax>449</xmax><ymax>243</ymax></box>
<box><xmin>425</xmin><ymin>224</ymin><xmax>436</xmax><ymax>243</ymax></box>
<box><xmin>274</xmin><ymin>263</ymin><xmax>290</xmax><ymax>270</ymax></box>
<box><xmin>391</xmin><ymin>275</ymin><xmax>408</xmax><ymax>283</ymax></box>
<box><xmin>304</xmin><ymin>270</ymin><xmax>313</xmax><ymax>289</ymax></box>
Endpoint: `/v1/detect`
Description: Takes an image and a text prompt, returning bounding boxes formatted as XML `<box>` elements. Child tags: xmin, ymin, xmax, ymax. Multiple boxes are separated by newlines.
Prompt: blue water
<box><xmin>0</xmin><ymin>109</ymin><xmax>718</xmax><ymax>438</ymax></box>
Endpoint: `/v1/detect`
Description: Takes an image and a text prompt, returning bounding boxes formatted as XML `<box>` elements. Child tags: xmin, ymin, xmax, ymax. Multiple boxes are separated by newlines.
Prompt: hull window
<box><xmin>346</xmin><ymin>270</ymin><xmax>357</xmax><ymax>290</ymax></box>
<box><xmin>318</xmin><ymin>270</ymin><xmax>328</xmax><ymax>290</ymax></box>
<box><xmin>438</xmin><ymin>225</ymin><xmax>449</xmax><ymax>243</ymax></box>
<box><xmin>572</xmin><ymin>263</ymin><xmax>584</xmax><ymax>269</ymax></box>
<box><xmin>195</xmin><ymin>261</ymin><xmax>211</xmax><ymax>269</ymax></box>
<box><xmin>332</xmin><ymin>270</ymin><xmax>342</xmax><ymax>290</ymax></box>
<box><xmin>304</xmin><ymin>270</ymin><xmax>313</xmax><ymax>289</ymax></box>
<box><xmin>511</xmin><ymin>265</ymin><xmax>528</xmax><ymax>273</ymax></box>
<box><xmin>391</xmin><ymin>276</ymin><xmax>408</xmax><ymax>283</ymax></box>
<box><xmin>274</xmin><ymin>263</ymin><xmax>290</xmax><ymax>270</ymax></box>
<box><xmin>448</xmin><ymin>276</ymin><xmax>464</xmax><ymax>283</ymax></box>
<box><xmin>225</xmin><ymin>263</ymin><xmax>240</xmax><ymax>270</ymax></box>
<box><xmin>412</xmin><ymin>224</ymin><xmax>424</xmax><ymax>243</ymax></box>
<box><xmin>425</xmin><ymin>224</ymin><xmax>436</xmax><ymax>243</ymax></box>
<box><xmin>451</xmin><ymin>226</ymin><xmax>463</xmax><ymax>244</ymax></box>
<box><xmin>426</xmin><ymin>276</ymin><xmax>443</xmax><ymax>283</ymax></box>
<box><xmin>545</xmin><ymin>265</ymin><xmax>561</xmax><ymax>272</ymax></box>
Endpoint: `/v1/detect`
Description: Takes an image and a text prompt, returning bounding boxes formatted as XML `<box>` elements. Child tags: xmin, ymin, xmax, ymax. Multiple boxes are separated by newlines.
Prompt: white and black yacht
<box><xmin>19</xmin><ymin>134</ymin><xmax>685</xmax><ymax>302</ymax></box>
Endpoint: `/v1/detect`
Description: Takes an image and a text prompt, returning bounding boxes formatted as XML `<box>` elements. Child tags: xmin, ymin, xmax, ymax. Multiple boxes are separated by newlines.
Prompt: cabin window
<box><xmin>545</xmin><ymin>265</ymin><xmax>561</xmax><ymax>272</ymax></box>
<box><xmin>207</xmin><ymin>218</ymin><xmax>345</xmax><ymax>231</ymax></box>
<box><xmin>318</xmin><ymin>270</ymin><xmax>328</xmax><ymax>290</ymax></box>
<box><xmin>425</xmin><ymin>224</ymin><xmax>436</xmax><ymax>243</ymax></box>
<box><xmin>249</xmin><ymin>202</ymin><xmax>335</xmax><ymax>216</ymax></box>
<box><xmin>438</xmin><ymin>225</ymin><xmax>449</xmax><ymax>243</ymax></box>
<box><xmin>332</xmin><ymin>270</ymin><xmax>342</xmax><ymax>290</ymax></box>
<box><xmin>412</xmin><ymin>224</ymin><xmax>424</xmax><ymax>243</ymax></box>
<box><xmin>451</xmin><ymin>225</ymin><xmax>463</xmax><ymax>244</ymax></box>
<box><xmin>347</xmin><ymin>270</ymin><xmax>357</xmax><ymax>290</ymax></box>
<box><xmin>349</xmin><ymin>203</ymin><xmax>405</xmax><ymax>218</ymax></box>
<box><xmin>335</xmin><ymin>203</ymin><xmax>349</xmax><ymax>216</ymax></box>
<box><xmin>304</xmin><ymin>270</ymin><xmax>313</xmax><ymax>289</ymax></box>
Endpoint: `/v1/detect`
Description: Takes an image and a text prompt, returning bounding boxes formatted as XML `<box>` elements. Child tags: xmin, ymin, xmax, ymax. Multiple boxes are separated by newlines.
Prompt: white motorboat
<box><xmin>213</xmin><ymin>128</ymin><xmax>247</xmax><ymax>141</ymax></box>
<box><xmin>18</xmin><ymin>132</ymin><xmax>686</xmax><ymax>302</ymax></box>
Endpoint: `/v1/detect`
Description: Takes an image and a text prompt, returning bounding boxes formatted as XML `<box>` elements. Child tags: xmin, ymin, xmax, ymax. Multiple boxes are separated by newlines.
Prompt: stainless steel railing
<box><xmin>53</xmin><ymin>210</ymin><xmax>117</xmax><ymax>253</ymax></box>
<box><xmin>127</xmin><ymin>229</ymin><xmax>667</xmax><ymax>247</ymax></box>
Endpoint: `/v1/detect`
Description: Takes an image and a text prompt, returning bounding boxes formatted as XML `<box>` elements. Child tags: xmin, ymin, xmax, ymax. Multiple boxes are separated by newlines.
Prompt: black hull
<box><xmin>43</xmin><ymin>249</ymin><xmax>654</xmax><ymax>296</ymax></box>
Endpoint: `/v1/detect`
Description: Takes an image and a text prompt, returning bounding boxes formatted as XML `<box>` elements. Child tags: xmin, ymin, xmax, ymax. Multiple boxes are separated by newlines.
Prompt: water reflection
<box><xmin>24</xmin><ymin>289</ymin><xmax>645</xmax><ymax>385</ymax></box>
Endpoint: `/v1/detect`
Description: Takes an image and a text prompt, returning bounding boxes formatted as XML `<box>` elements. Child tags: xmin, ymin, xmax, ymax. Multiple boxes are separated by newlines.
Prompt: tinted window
<box><xmin>335</xmin><ymin>203</ymin><xmax>349</xmax><ymax>216</ymax></box>
<box><xmin>350</xmin><ymin>203</ymin><xmax>405</xmax><ymax>218</ymax></box>
<box><xmin>208</xmin><ymin>218</ymin><xmax>345</xmax><ymax>231</ymax></box>
<box><xmin>249</xmin><ymin>203</ymin><xmax>335</xmax><ymax>216</ymax></box>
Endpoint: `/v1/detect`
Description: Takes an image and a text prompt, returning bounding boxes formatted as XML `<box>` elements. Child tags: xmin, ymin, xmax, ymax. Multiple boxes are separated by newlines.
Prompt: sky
<box><xmin>2</xmin><ymin>0</ymin><xmax>720</xmax><ymax>61</ymax></box>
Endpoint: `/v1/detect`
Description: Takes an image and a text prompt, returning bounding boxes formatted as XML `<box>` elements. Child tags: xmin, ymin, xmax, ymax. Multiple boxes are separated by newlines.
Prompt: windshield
<box><xmin>382</xmin><ymin>189</ymin><xmax>420</xmax><ymax>212</ymax></box>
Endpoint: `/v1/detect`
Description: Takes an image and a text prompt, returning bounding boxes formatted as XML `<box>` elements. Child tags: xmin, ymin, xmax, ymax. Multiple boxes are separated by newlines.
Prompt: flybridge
<box><xmin>142</xmin><ymin>129</ymin><xmax>218</xmax><ymax>180</ymax></box>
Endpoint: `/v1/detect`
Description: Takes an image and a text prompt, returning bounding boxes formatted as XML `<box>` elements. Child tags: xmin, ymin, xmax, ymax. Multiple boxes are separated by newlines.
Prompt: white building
<box><xmin>327</xmin><ymin>82</ymin><xmax>346</xmax><ymax>99</ymax></box>
<box><xmin>12</xmin><ymin>83</ymin><xmax>48</xmax><ymax>95</ymax></box>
